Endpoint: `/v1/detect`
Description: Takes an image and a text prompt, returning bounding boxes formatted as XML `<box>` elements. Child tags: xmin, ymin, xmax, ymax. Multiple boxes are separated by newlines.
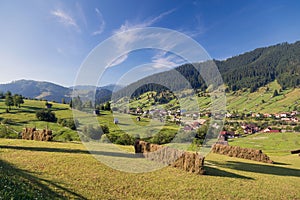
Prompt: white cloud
<box><xmin>115</xmin><ymin>8</ymin><xmax>176</xmax><ymax>33</ymax></box>
<box><xmin>92</xmin><ymin>8</ymin><xmax>106</xmax><ymax>35</ymax></box>
<box><xmin>108</xmin><ymin>54</ymin><xmax>128</xmax><ymax>67</ymax></box>
<box><xmin>107</xmin><ymin>8</ymin><xmax>176</xmax><ymax>67</ymax></box>
<box><xmin>51</xmin><ymin>9</ymin><xmax>80</xmax><ymax>31</ymax></box>
<box><xmin>151</xmin><ymin>51</ymin><xmax>185</xmax><ymax>69</ymax></box>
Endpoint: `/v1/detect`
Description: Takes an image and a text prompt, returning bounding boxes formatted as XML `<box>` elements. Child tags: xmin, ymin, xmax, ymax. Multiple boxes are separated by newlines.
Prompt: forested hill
<box><xmin>116</xmin><ymin>41</ymin><xmax>300</xmax><ymax>98</ymax></box>
<box><xmin>218</xmin><ymin>41</ymin><xmax>300</xmax><ymax>91</ymax></box>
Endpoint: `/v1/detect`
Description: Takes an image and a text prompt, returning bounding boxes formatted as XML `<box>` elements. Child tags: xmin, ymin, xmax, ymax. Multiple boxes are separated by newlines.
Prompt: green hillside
<box><xmin>124</xmin><ymin>80</ymin><xmax>300</xmax><ymax>114</ymax></box>
<box><xmin>0</xmin><ymin>99</ymin><xmax>78</xmax><ymax>141</ymax></box>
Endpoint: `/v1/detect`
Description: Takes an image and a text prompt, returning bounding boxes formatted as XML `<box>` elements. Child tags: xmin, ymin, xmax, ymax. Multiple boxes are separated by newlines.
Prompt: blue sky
<box><xmin>0</xmin><ymin>0</ymin><xmax>300</xmax><ymax>87</ymax></box>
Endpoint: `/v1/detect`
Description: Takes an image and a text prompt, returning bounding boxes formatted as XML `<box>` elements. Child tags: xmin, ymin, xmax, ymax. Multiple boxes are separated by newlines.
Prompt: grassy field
<box><xmin>0</xmin><ymin>135</ymin><xmax>299</xmax><ymax>199</ymax></box>
<box><xmin>0</xmin><ymin>99</ymin><xmax>78</xmax><ymax>141</ymax></box>
<box><xmin>0</xmin><ymin>88</ymin><xmax>300</xmax><ymax>199</ymax></box>
<box><xmin>229</xmin><ymin>132</ymin><xmax>300</xmax><ymax>156</ymax></box>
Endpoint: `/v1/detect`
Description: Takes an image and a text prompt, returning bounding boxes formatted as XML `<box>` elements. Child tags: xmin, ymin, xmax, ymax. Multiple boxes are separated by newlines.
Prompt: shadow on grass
<box><xmin>204</xmin><ymin>165</ymin><xmax>253</xmax><ymax>180</ymax></box>
<box><xmin>272</xmin><ymin>161</ymin><xmax>291</xmax><ymax>166</ymax></box>
<box><xmin>21</xmin><ymin>106</ymin><xmax>69</xmax><ymax>112</ymax></box>
<box><xmin>0</xmin><ymin>145</ymin><xmax>141</xmax><ymax>158</ymax></box>
<box><xmin>209</xmin><ymin>160</ymin><xmax>300</xmax><ymax>178</ymax></box>
<box><xmin>0</xmin><ymin>159</ymin><xmax>87</xmax><ymax>199</ymax></box>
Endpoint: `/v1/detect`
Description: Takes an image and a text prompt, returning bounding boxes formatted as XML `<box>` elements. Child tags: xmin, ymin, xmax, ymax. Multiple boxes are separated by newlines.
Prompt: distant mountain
<box><xmin>0</xmin><ymin>80</ymin><xmax>113</xmax><ymax>104</ymax></box>
<box><xmin>70</xmin><ymin>84</ymin><xmax>123</xmax><ymax>92</ymax></box>
<box><xmin>0</xmin><ymin>80</ymin><xmax>72</xmax><ymax>102</ymax></box>
<box><xmin>100</xmin><ymin>84</ymin><xmax>123</xmax><ymax>92</ymax></box>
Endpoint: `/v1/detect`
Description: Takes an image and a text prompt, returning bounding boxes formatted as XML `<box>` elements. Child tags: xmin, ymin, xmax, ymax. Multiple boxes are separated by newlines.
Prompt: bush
<box><xmin>57</xmin><ymin>118</ymin><xmax>78</xmax><ymax>130</ymax></box>
<box><xmin>82</xmin><ymin>125</ymin><xmax>109</xmax><ymax>140</ymax></box>
<box><xmin>66</xmin><ymin>120</ymin><xmax>77</xmax><ymax>130</ymax></box>
<box><xmin>115</xmin><ymin>133</ymin><xmax>134</xmax><ymax>145</ymax></box>
<box><xmin>294</xmin><ymin>126</ymin><xmax>300</xmax><ymax>132</ymax></box>
<box><xmin>101</xmin><ymin>125</ymin><xmax>109</xmax><ymax>134</ymax></box>
<box><xmin>36</xmin><ymin>109</ymin><xmax>57</xmax><ymax>122</ymax></box>
<box><xmin>150</xmin><ymin>132</ymin><xmax>176</xmax><ymax>145</ymax></box>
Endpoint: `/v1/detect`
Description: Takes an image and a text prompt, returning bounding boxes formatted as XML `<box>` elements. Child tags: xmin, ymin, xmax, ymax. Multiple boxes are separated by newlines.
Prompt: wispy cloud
<box><xmin>108</xmin><ymin>54</ymin><xmax>128</xmax><ymax>67</ymax></box>
<box><xmin>179</xmin><ymin>15</ymin><xmax>207</xmax><ymax>38</ymax></box>
<box><xmin>92</xmin><ymin>8</ymin><xmax>106</xmax><ymax>35</ymax></box>
<box><xmin>51</xmin><ymin>9</ymin><xmax>80</xmax><ymax>31</ymax></box>
<box><xmin>151</xmin><ymin>51</ymin><xmax>185</xmax><ymax>69</ymax></box>
<box><xmin>116</xmin><ymin>8</ymin><xmax>176</xmax><ymax>33</ymax></box>
<box><xmin>107</xmin><ymin>8</ymin><xmax>176</xmax><ymax>67</ymax></box>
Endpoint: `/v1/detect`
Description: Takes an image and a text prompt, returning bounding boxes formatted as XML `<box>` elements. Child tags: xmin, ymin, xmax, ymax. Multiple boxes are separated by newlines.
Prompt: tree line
<box><xmin>0</xmin><ymin>91</ymin><xmax>24</xmax><ymax>111</ymax></box>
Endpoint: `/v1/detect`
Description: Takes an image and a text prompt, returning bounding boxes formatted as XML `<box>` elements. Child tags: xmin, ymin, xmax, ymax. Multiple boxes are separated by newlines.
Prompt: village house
<box><xmin>291</xmin><ymin>117</ymin><xmax>299</xmax><ymax>122</ymax></box>
<box><xmin>220</xmin><ymin>131</ymin><xmax>238</xmax><ymax>138</ymax></box>
<box><xmin>241</xmin><ymin>123</ymin><xmax>260</xmax><ymax>134</ymax></box>
<box><xmin>263</xmin><ymin>113</ymin><xmax>273</xmax><ymax>118</ymax></box>
<box><xmin>225</xmin><ymin>113</ymin><xmax>232</xmax><ymax>118</ymax></box>
<box><xmin>263</xmin><ymin>127</ymin><xmax>281</xmax><ymax>133</ymax></box>
<box><xmin>280</xmin><ymin>113</ymin><xmax>289</xmax><ymax>118</ymax></box>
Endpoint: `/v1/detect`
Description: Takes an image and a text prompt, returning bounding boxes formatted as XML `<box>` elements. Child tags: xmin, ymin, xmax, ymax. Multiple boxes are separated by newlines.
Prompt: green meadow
<box><xmin>0</xmin><ymin>90</ymin><xmax>299</xmax><ymax>199</ymax></box>
<box><xmin>0</xmin><ymin>99</ymin><xmax>78</xmax><ymax>141</ymax></box>
<box><xmin>0</xmin><ymin>136</ymin><xmax>299</xmax><ymax>199</ymax></box>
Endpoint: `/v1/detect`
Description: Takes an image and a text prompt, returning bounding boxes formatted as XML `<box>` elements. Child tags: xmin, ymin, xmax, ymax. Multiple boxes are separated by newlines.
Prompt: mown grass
<box><xmin>229</xmin><ymin>132</ymin><xmax>300</xmax><ymax>156</ymax></box>
<box><xmin>0</xmin><ymin>138</ymin><xmax>299</xmax><ymax>199</ymax></box>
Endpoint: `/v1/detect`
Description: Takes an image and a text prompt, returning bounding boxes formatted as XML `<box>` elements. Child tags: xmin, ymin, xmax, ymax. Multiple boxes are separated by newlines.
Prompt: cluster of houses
<box><xmin>182</xmin><ymin>119</ymin><xmax>206</xmax><ymax>131</ymax></box>
<box><xmin>220</xmin><ymin>123</ymin><xmax>284</xmax><ymax>137</ymax></box>
<box><xmin>226</xmin><ymin>111</ymin><xmax>299</xmax><ymax>122</ymax></box>
<box><xmin>116</xmin><ymin>106</ymin><xmax>299</xmax><ymax>139</ymax></box>
<box><xmin>126</xmin><ymin>107</ymin><xmax>213</xmax><ymax>118</ymax></box>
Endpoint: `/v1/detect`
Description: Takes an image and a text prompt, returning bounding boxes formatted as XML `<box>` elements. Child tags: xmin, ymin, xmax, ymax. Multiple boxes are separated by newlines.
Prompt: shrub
<box><xmin>101</xmin><ymin>125</ymin><xmax>109</xmax><ymax>134</ymax></box>
<box><xmin>82</xmin><ymin>125</ymin><xmax>106</xmax><ymax>140</ymax></box>
<box><xmin>36</xmin><ymin>109</ymin><xmax>57</xmax><ymax>122</ymax></box>
<box><xmin>150</xmin><ymin>132</ymin><xmax>176</xmax><ymax>145</ymax></box>
<box><xmin>115</xmin><ymin>133</ymin><xmax>134</xmax><ymax>145</ymax></box>
<box><xmin>66</xmin><ymin>120</ymin><xmax>77</xmax><ymax>130</ymax></box>
<box><xmin>57</xmin><ymin>118</ymin><xmax>78</xmax><ymax>130</ymax></box>
<box><xmin>294</xmin><ymin>126</ymin><xmax>300</xmax><ymax>132</ymax></box>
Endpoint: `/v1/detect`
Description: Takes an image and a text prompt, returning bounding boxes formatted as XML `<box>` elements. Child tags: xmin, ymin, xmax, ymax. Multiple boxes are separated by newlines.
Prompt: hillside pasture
<box><xmin>0</xmin><ymin>138</ymin><xmax>299</xmax><ymax>199</ymax></box>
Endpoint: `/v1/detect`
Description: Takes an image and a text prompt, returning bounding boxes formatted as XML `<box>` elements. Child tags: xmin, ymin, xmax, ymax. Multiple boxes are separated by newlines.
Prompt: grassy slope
<box><xmin>0</xmin><ymin>99</ymin><xmax>178</xmax><ymax>141</ymax></box>
<box><xmin>0</xmin><ymin>99</ymin><xmax>78</xmax><ymax>141</ymax></box>
<box><xmin>126</xmin><ymin>81</ymin><xmax>300</xmax><ymax>113</ymax></box>
<box><xmin>229</xmin><ymin>132</ymin><xmax>300</xmax><ymax>156</ymax></box>
<box><xmin>226</xmin><ymin>81</ymin><xmax>299</xmax><ymax>113</ymax></box>
<box><xmin>0</xmin><ymin>138</ymin><xmax>299</xmax><ymax>199</ymax></box>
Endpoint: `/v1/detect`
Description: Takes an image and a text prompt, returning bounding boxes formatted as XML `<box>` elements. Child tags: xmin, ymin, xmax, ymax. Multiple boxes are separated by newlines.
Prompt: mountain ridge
<box><xmin>0</xmin><ymin>79</ymin><xmax>113</xmax><ymax>104</ymax></box>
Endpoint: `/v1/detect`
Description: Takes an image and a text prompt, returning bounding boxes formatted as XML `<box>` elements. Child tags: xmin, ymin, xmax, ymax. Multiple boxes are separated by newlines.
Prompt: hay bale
<box><xmin>134</xmin><ymin>140</ymin><xmax>205</xmax><ymax>175</ymax></box>
<box><xmin>212</xmin><ymin>144</ymin><xmax>273</xmax><ymax>163</ymax></box>
<box><xmin>22</xmin><ymin>127</ymin><xmax>53</xmax><ymax>141</ymax></box>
